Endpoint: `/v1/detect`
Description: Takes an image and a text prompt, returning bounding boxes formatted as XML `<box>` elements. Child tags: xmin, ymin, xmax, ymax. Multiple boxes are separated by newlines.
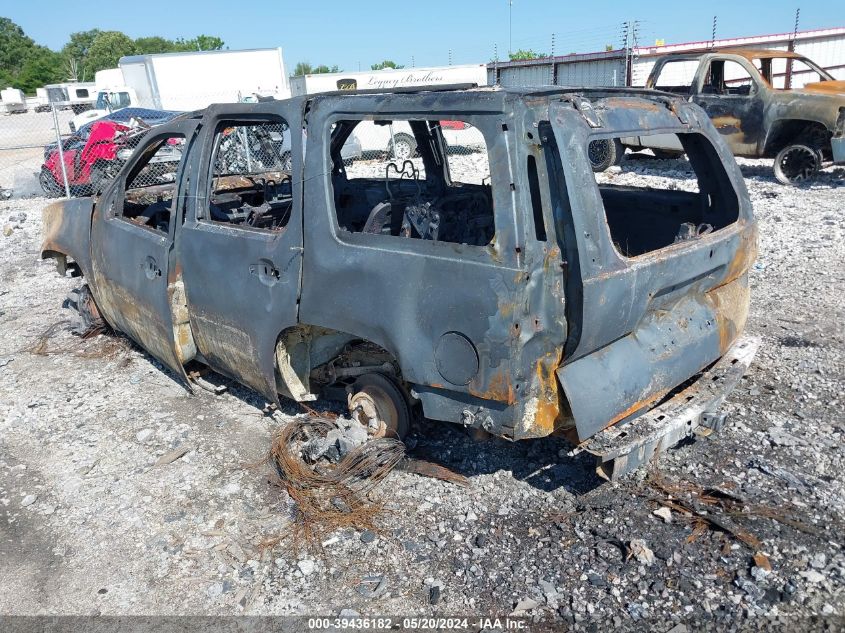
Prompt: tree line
<box><xmin>0</xmin><ymin>17</ymin><xmax>224</xmax><ymax>94</ymax></box>
<box><xmin>291</xmin><ymin>60</ymin><xmax>405</xmax><ymax>76</ymax></box>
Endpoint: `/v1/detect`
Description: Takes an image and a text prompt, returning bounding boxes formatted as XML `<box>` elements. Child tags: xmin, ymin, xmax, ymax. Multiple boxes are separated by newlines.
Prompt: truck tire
<box><xmin>773</xmin><ymin>144</ymin><xmax>821</xmax><ymax>186</ymax></box>
<box><xmin>389</xmin><ymin>133</ymin><xmax>417</xmax><ymax>160</ymax></box>
<box><xmin>88</xmin><ymin>163</ymin><xmax>118</xmax><ymax>196</ymax></box>
<box><xmin>588</xmin><ymin>138</ymin><xmax>622</xmax><ymax>172</ymax></box>
<box><xmin>39</xmin><ymin>168</ymin><xmax>64</xmax><ymax>198</ymax></box>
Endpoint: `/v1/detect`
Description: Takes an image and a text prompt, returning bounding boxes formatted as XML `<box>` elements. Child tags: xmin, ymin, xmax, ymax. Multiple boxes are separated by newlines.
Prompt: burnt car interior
<box><xmin>702</xmin><ymin>60</ymin><xmax>755</xmax><ymax>95</ymax></box>
<box><xmin>121</xmin><ymin>135</ymin><xmax>185</xmax><ymax>233</ymax></box>
<box><xmin>593</xmin><ymin>132</ymin><xmax>739</xmax><ymax>257</ymax></box>
<box><xmin>329</xmin><ymin>119</ymin><xmax>495</xmax><ymax>246</ymax></box>
<box><xmin>206</xmin><ymin>121</ymin><xmax>293</xmax><ymax>231</ymax></box>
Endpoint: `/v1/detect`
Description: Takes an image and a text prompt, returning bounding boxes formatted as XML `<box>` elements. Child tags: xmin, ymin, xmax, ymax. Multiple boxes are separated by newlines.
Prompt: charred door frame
<box><xmin>691</xmin><ymin>55</ymin><xmax>767</xmax><ymax>156</ymax></box>
<box><xmin>176</xmin><ymin>101</ymin><xmax>305</xmax><ymax>404</ymax></box>
<box><xmin>89</xmin><ymin>119</ymin><xmax>200</xmax><ymax>383</ymax></box>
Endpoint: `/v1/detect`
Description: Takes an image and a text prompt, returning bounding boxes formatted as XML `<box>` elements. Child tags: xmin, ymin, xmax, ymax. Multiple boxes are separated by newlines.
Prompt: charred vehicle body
<box><xmin>636</xmin><ymin>48</ymin><xmax>845</xmax><ymax>185</ymax></box>
<box><xmin>41</xmin><ymin>86</ymin><xmax>759</xmax><ymax>478</ymax></box>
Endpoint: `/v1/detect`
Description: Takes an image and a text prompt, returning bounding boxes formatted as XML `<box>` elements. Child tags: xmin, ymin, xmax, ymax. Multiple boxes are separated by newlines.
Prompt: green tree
<box><xmin>18</xmin><ymin>47</ymin><xmax>63</xmax><ymax>92</ymax></box>
<box><xmin>61</xmin><ymin>29</ymin><xmax>101</xmax><ymax>81</ymax></box>
<box><xmin>371</xmin><ymin>60</ymin><xmax>403</xmax><ymax>70</ymax></box>
<box><xmin>294</xmin><ymin>61</ymin><xmax>313</xmax><ymax>76</ymax></box>
<box><xmin>0</xmin><ymin>18</ymin><xmax>65</xmax><ymax>92</ymax></box>
<box><xmin>192</xmin><ymin>35</ymin><xmax>225</xmax><ymax>50</ymax></box>
<box><xmin>0</xmin><ymin>18</ymin><xmax>33</xmax><ymax>80</ymax></box>
<box><xmin>508</xmin><ymin>49</ymin><xmax>546</xmax><ymax>61</ymax></box>
<box><xmin>134</xmin><ymin>36</ymin><xmax>177</xmax><ymax>55</ymax></box>
<box><xmin>85</xmin><ymin>31</ymin><xmax>137</xmax><ymax>76</ymax></box>
<box><xmin>313</xmin><ymin>64</ymin><xmax>339</xmax><ymax>73</ymax></box>
<box><xmin>174</xmin><ymin>35</ymin><xmax>225</xmax><ymax>51</ymax></box>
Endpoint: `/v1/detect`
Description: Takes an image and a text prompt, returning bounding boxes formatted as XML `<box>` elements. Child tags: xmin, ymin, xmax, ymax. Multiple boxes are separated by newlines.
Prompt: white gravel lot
<box><xmin>0</xmin><ymin>154</ymin><xmax>843</xmax><ymax>625</ymax></box>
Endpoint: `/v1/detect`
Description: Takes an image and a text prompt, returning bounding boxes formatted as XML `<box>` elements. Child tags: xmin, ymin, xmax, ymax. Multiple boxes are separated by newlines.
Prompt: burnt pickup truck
<box><xmin>42</xmin><ymin>86</ymin><xmax>759</xmax><ymax>479</ymax></box>
<box><xmin>630</xmin><ymin>48</ymin><xmax>845</xmax><ymax>184</ymax></box>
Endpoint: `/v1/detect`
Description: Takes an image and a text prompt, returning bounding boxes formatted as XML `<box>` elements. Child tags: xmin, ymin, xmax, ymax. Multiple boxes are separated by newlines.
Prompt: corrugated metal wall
<box><xmin>555</xmin><ymin>58</ymin><xmax>627</xmax><ymax>86</ymax></box>
<box><xmin>489</xmin><ymin>28</ymin><xmax>845</xmax><ymax>87</ymax></box>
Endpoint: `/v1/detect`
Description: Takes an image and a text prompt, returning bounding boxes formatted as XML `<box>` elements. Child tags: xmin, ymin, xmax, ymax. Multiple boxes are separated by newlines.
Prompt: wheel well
<box><xmin>764</xmin><ymin>119</ymin><xmax>832</xmax><ymax>157</ymax></box>
<box><xmin>273</xmin><ymin>325</ymin><xmax>406</xmax><ymax>403</ymax></box>
<box><xmin>41</xmin><ymin>249</ymin><xmax>81</xmax><ymax>277</ymax></box>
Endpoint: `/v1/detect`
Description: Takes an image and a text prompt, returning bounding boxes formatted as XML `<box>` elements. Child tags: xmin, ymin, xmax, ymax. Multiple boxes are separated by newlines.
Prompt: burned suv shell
<box><xmin>41</xmin><ymin>86</ymin><xmax>758</xmax><ymax>478</ymax></box>
<box><xmin>640</xmin><ymin>48</ymin><xmax>845</xmax><ymax>184</ymax></box>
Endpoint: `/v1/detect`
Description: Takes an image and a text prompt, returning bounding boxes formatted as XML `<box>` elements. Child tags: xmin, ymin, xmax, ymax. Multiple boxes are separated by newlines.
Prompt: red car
<box><xmin>40</xmin><ymin>119</ymin><xmax>183</xmax><ymax>197</ymax></box>
<box><xmin>41</xmin><ymin>120</ymin><xmax>131</xmax><ymax>197</ymax></box>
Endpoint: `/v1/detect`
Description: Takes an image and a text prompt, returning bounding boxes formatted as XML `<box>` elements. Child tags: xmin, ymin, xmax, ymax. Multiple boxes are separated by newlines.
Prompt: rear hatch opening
<box><xmin>594</xmin><ymin>132</ymin><xmax>740</xmax><ymax>257</ymax></box>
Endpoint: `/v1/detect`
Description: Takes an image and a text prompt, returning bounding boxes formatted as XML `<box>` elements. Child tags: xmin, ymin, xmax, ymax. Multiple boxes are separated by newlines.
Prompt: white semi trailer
<box><xmin>290</xmin><ymin>64</ymin><xmax>489</xmax><ymax>156</ymax></box>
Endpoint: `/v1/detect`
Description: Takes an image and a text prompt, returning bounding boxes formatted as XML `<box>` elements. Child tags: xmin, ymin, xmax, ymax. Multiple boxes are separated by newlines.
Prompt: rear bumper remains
<box><xmin>569</xmin><ymin>335</ymin><xmax>760</xmax><ymax>481</ymax></box>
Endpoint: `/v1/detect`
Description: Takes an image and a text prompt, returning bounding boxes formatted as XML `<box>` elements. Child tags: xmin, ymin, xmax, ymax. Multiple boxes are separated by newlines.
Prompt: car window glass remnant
<box><xmin>206</xmin><ymin>120</ymin><xmax>293</xmax><ymax>232</ymax></box>
<box><xmin>703</xmin><ymin>60</ymin><xmax>755</xmax><ymax>96</ymax></box>
<box><xmin>120</xmin><ymin>134</ymin><xmax>186</xmax><ymax>233</ymax></box>
<box><xmin>332</xmin><ymin>118</ymin><xmax>495</xmax><ymax>247</ymax></box>
<box><xmin>592</xmin><ymin>133</ymin><xmax>739</xmax><ymax>258</ymax></box>
<box><xmin>652</xmin><ymin>60</ymin><xmax>699</xmax><ymax>94</ymax></box>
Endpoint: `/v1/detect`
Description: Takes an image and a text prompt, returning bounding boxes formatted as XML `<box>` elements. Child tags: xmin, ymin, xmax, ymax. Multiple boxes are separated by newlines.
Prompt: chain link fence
<box><xmin>0</xmin><ymin>97</ymin><xmax>191</xmax><ymax>200</ymax></box>
<box><xmin>0</xmin><ymin>95</ymin><xmax>489</xmax><ymax>202</ymax></box>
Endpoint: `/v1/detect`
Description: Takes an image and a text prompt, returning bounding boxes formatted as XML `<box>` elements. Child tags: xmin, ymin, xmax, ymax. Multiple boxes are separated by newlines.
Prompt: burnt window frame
<box><xmin>584</xmin><ymin>129</ymin><xmax>741</xmax><ymax>261</ymax></box>
<box><xmin>651</xmin><ymin>58</ymin><xmax>702</xmax><ymax>95</ymax></box>
<box><xmin>699</xmin><ymin>58</ymin><xmax>760</xmax><ymax>98</ymax></box>
<box><xmin>322</xmin><ymin>111</ymin><xmax>511</xmax><ymax>260</ymax></box>
<box><xmin>196</xmin><ymin>115</ymin><xmax>294</xmax><ymax>235</ymax></box>
<box><xmin>114</xmin><ymin>130</ymin><xmax>188</xmax><ymax>237</ymax></box>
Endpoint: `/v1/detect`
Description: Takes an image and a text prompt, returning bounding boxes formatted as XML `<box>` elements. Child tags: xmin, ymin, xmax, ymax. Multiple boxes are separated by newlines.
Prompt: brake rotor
<box><xmin>348</xmin><ymin>384</ymin><xmax>401</xmax><ymax>439</ymax></box>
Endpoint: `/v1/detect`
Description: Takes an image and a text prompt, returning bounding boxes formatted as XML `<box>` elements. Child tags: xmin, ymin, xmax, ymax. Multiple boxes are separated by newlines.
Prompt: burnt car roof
<box><xmin>299</xmin><ymin>84</ymin><xmax>687</xmax><ymax>106</ymax></box>
<box><xmin>654</xmin><ymin>47</ymin><xmax>806</xmax><ymax>60</ymax></box>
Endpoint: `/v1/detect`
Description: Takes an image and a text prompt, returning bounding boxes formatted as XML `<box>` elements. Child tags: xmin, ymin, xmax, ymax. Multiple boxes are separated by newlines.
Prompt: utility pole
<box><xmin>785</xmin><ymin>7</ymin><xmax>800</xmax><ymax>88</ymax></box>
<box><xmin>509</xmin><ymin>0</ymin><xmax>513</xmax><ymax>55</ymax></box>
<box><xmin>621</xmin><ymin>21</ymin><xmax>630</xmax><ymax>87</ymax></box>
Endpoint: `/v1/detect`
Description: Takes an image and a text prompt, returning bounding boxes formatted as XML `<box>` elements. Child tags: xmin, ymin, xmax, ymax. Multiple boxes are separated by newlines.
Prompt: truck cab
<box><xmin>70</xmin><ymin>86</ymin><xmax>139</xmax><ymax>133</ymax></box>
<box><xmin>635</xmin><ymin>49</ymin><xmax>845</xmax><ymax>184</ymax></box>
<box><xmin>41</xmin><ymin>86</ymin><xmax>758</xmax><ymax>478</ymax></box>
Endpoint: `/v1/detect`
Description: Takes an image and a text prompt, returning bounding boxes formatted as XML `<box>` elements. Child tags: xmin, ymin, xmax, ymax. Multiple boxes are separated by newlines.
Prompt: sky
<box><xmin>6</xmin><ymin>0</ymin><xmax>840</xmax><ymax>72</ymax></box>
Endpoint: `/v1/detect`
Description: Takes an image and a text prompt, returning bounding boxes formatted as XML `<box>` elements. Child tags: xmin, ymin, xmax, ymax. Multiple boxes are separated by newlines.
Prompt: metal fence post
<box><xmin>51</xmin><ymin>103</ymin><xmax>71</xmax><ymax>198</ymax></box>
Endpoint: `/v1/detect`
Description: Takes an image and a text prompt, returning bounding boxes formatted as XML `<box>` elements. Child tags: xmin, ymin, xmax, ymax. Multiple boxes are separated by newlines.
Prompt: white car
<box><xmin>351</xmin><ymin>119</ymin><xmax>486</xmax><ymax>158</ymax></box>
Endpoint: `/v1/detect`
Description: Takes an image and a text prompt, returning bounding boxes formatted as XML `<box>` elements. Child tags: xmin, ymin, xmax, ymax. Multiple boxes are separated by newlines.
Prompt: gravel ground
<box><xmin>0</xmin><ymin>154</ymin><xmax>843</xmax><ymax>628</ymax></box>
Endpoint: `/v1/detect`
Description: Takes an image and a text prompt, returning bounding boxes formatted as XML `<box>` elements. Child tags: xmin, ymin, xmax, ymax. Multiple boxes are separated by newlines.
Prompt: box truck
<box><xmin>71</xmin><ymin>48</ymin><xmax>289</xmax><ymax>131</ymax></box>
